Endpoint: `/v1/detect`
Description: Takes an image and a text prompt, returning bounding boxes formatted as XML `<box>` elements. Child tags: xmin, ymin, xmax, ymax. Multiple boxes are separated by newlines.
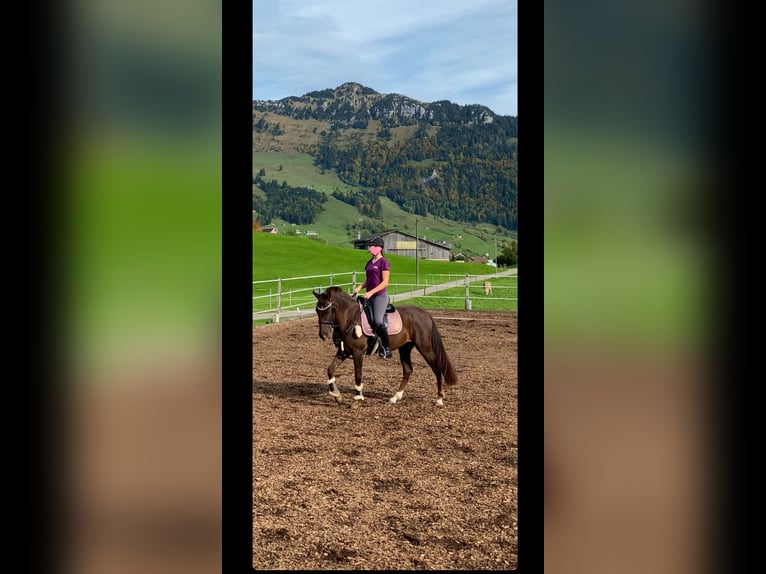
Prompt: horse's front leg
<box><xmin>326</xmin><ymin>350</ymin><xmax>347</xmax><ymax>404</ymax></box>
<box><xmin>349</xmin><ymin>349</ymin><xmax>366</xmax><ymax>409</ymax></box>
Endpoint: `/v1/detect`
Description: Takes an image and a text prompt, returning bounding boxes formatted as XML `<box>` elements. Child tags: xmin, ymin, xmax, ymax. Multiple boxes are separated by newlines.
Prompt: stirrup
<box><xmin>379</xmin><ymin>347</ymin><xmax>392</xmax><ymax>359</ymax></box>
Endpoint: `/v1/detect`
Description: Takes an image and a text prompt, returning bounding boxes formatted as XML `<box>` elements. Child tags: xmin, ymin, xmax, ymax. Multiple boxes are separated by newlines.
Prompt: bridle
<box><xmin>316</xmin><ymin>298</ymin><xmax>357</xmax><ymax>344</ymax></box>
<box><xmin>315</xmin><ymin>301</ymin><xmax>336</xmax><ymax>328</ymax></box>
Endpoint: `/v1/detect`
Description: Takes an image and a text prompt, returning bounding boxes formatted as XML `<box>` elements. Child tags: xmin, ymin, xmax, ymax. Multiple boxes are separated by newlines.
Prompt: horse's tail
<box><xmin>431</xmin><ymin>318</ymin><xmax>457</xmax><ymax>386</ymax></box>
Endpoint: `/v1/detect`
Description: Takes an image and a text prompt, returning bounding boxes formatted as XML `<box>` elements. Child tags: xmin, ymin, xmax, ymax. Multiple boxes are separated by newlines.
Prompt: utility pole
<box><xmin>415</xmin><ymin>219</ymin><xmax>419</xmax><ymax>285</ymax></box>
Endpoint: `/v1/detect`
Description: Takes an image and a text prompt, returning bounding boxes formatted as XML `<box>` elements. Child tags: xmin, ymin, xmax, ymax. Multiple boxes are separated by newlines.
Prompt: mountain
<box><xmin>253</xmin><ymin>82</ymin><xmax>517</xmax><ymax>231</ymax></box>
<box><xmin>253</xmin><ymin>81</ymin><xmax>503</xmax><ymax>127</ymax></box>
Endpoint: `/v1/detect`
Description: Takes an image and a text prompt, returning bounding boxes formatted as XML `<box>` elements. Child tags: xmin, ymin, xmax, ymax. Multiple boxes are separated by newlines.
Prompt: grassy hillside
<box><xmin>253</xmin><ymin>113</ymin><xmax>421</xmax><ymax>153</ymax></box>
<box><xmin>253</xmin><ymin>151</ymin><xmax>517</xmax><ymax>255</ymax></box>
<box><xmin>253</xmin><ymin>151</ymin><xmax>357</xmax><ymax>193</ymax></box>
<box><xmin>253</xmin><ymin>233</ymin><xmax>500</xmax><ymax>280</ymax></box>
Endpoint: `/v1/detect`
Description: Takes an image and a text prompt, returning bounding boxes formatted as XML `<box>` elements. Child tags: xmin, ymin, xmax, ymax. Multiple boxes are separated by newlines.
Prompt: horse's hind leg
<box><xmin>326</xmin><ymin>352</ymin><xmax>346</xmax><ymax>403</ymax></box>
<box><xmin>434</xmin><ymin>371</ymin><xmax>445</xmax><ymax>406</ymax></box>
<box><xmin>389</xmin><ymin>342</ymin><xmax>415</xmax><ymax>404</ymax></box>
<box><xmin>418</xmin><ymin>347</ymin><xmax>446</xmax><ymax>406</ymax></box>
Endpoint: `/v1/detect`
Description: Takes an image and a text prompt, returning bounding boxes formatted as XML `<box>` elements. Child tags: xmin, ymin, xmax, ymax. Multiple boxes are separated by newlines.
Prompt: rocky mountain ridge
<box><xmin>253</xmin><ymin>82</ymin><xmax>501</xmax><ymax>127</ymax></box>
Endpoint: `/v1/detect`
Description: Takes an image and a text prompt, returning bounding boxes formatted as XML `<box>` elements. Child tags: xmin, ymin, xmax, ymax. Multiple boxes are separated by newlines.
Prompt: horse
<box><xmin>484</xmin><ymin>281</ymin><xmax>493</xmax><ymax>295</ymax></box>
<box><xmin>313</xmin><ymin>286</ymin><xmax>457</xmax><ymax>408</ymax></box>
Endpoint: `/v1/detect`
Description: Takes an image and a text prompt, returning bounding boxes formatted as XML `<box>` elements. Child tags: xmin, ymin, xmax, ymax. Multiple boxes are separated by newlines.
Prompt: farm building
<box><xmin>353</xmin><ymin>230</ymin><xmax>451</xmax><ymax>260</ymax></box>
<box><xmin>261</xmin><ymin>225</ymin><xmax>278</xmax><ymax>234</ymax></box>
<box><xmin>466</xmin><ymin>255</ymin><xmax>488</xmax><ymax>264</ymax></box>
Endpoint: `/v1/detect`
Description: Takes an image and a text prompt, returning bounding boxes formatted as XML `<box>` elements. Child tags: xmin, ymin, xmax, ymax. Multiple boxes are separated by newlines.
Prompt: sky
<box><xmin>253</xmin><ymin>0</ymin><xmax>517</xmax><ymax>117</ymax></box>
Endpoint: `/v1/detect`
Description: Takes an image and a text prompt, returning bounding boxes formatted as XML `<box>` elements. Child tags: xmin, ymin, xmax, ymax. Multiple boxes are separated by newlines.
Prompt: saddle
<box><xmin>357</xmin><ymin>298</ymin><xmax>402</xmax><ymax>336</ymax></box>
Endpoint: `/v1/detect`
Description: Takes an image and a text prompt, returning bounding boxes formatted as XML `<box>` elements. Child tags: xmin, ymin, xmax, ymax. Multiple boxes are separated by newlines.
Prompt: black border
<box><xmin>516</xmin><ymin>0</ymin><xmax>542</xmax><ymax>569</ymax></box>
<box><xmin>31</xmin><ymin>1</ymin><xmax>64</xmax><ymax>572</ymax></box>
<box><xmin>713</xmin><ymin>6</ymin><xmax>743</xmax><ymax>571</ymax></box>
<box><xmin>229</xmin><ymin>1</ymin><xmax>256</xmax><ymax>572</ymax></box>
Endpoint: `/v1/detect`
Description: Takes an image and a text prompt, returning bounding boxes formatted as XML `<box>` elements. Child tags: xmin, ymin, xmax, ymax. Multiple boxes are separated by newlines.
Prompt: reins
<box><xmin>316</xmin><ymin>296</ymin><xmax>358</xmax><ymax>337</ymax></box>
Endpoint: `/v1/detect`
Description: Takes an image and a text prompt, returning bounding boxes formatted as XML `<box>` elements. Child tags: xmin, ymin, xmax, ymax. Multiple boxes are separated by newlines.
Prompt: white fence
<box><xmin>253</xmin><ymin>269</ymin><xmax>517</xmax><ymax>323</ymax></box>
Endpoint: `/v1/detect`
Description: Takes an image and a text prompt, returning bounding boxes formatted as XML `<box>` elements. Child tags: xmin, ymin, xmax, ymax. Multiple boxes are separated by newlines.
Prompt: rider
<box><xmin>351</xmin><ymin>235</ymin><xmax>392</xmax><ymax>359</ymax></box>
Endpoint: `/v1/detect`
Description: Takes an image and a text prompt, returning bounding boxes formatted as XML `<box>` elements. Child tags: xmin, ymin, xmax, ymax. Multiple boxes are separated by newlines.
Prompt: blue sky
<box><xmin>253</xmin><ymin>0</ymin><xmax>517</xmax><ymax>117</ymax></box>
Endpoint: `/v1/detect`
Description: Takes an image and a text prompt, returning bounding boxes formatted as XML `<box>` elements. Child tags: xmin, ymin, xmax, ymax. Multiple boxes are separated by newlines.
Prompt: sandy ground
<box><xmin>253</xmin><ymin>310</ymin><xmax>518</xmax><ymax>570</ymax></box>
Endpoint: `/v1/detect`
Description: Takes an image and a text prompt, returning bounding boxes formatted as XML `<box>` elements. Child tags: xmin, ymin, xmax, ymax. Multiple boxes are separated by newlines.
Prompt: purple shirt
<box><xmin>365</xmin><ymin>257</ymin><xmax>390</xmax><ymax>295</ymax></box>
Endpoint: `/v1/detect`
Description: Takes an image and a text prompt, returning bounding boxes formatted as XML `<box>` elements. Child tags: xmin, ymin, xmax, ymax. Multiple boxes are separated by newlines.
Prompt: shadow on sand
<box><xmin>253</xmin><ymin>379</ymin><xmax>391</xmax><ymax>403</ymax></box>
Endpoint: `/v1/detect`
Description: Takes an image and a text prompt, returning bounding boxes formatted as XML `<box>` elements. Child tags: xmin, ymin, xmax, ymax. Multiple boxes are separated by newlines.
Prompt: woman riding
<box><xmin>351</xmin><ymin>235</ymin><xmax>392</xmax><ymax>359</ymax></box>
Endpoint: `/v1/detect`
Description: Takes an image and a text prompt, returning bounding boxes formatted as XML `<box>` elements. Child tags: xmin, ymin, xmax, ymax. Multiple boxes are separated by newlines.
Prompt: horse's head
<box><xmin>313</xmin><ymin>289</ymin><xmax>335</xmax><ymax>341</ymax></box>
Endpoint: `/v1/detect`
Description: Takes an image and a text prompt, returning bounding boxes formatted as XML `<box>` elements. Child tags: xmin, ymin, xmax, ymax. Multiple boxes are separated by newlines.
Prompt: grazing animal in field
<box><xmin>484</xmin><ymin>281</ymin><xmax>493</xmax><ymax>295</ymax></box>
<box><xmin>313</xmin><ymin>286</ymin><xmax>457</xmax><ymax>407</ymax></box>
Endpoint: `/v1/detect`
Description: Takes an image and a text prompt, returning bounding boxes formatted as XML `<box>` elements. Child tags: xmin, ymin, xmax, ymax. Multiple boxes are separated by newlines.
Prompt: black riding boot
<box><xmin>376</xmin><ymin>325</ymin><xmax>392</xmax><ymax>359</ymax></box>
<box><xmin>366</xmin><ymin>331</ymin><xmax>380</xmax><ymax>356</ymax></box>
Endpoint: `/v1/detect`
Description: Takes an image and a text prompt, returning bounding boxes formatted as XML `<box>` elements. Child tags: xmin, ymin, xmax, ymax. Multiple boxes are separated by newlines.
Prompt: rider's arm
<box><xmin>353</xmin><ymin>281</ymin><xmax>366</xmax><ymax>295</ymax></box>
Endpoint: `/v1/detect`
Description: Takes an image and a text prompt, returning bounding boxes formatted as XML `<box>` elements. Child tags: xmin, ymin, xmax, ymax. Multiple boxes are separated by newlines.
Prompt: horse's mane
<box><xmin>324</xmin><ymin>286</ymin><xmax>359</xmax><ymax>326</ymax></box>
<box><xmin>325</xmin><ymin>285</ymin><xmax>353</xmax><ymax>304</ymax></box>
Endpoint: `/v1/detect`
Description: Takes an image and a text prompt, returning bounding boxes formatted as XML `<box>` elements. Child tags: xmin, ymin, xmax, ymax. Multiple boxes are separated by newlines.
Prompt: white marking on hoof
<box><xmin>327</xmin><ymin>377</ymin><xmax>336</xmax><ymax>385</ymax></box>
<box><xmin>389</xmin><ymin>391</ymin><xmax>404</xmax><ymax>404</ymax></box>
<box><xmin>353</xmin><ymin>395</ymin><xmax>365</xmax><ymax>401</ymax></box>
<box><xmin>354</xmin><ymin>384</ymin><xmax>363</xmax><ymax>392</ymax></box>
<box><xmin>340</xmin><ymin>341</ymin><xmax>344</xmax><ymax>352</ymax></box>
<box><xmin>435</xmin><ymin>398</ymin><xmax>444</xmax><ymax>407</ymax></box>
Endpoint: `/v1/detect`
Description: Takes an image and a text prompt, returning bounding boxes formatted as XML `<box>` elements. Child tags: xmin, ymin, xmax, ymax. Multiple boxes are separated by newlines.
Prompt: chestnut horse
<box><xmin>313</xmin><ymin>286</ymin><xmax>457</xmax><ymax>407</ymax></box>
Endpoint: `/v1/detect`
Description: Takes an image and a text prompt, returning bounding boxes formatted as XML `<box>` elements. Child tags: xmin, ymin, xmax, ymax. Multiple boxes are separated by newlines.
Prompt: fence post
<box><xmin>275</xmin><ymin>277</ymin><xmax>282</xmax><ymax>323</ymax></box>
<box><xmin>352</xmin><ymin>270</ymin><xmax>356</xmax><ymax>293</ymax></box>
<box><xmin>464</xmin><ymin>274</ymin><xmax>472</xmax><ymax>310</ymax></box>
<box><xmin>329</xmin><ymin>273</ymin><xmax>333</xmax><ymax>286</ymax></box>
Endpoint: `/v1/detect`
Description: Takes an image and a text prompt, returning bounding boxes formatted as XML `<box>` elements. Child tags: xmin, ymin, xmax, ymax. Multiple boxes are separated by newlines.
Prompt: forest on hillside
<box><xmin>253</xmin><ymin>84</ymin><xmax>518</xmax><ymax>230</ymax></box>
<box><xmin>314</xmin><ymin>120</ymin><xmax>517</xmax><ymax>229</ymax></box>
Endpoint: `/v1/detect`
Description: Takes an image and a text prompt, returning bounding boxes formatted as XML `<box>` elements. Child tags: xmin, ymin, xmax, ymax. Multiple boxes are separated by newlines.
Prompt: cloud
<box><xmin>253</xmin><ymin>0</ymin><xmax>517</xmax><ymax>116</ymax></box>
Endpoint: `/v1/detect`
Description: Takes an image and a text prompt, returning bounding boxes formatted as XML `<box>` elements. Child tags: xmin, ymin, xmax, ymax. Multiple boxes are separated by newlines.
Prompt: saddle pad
<box><xmin>358</xmin><ymin>303</ymin><xmax>403</xmax><ymax>336</ymax></box>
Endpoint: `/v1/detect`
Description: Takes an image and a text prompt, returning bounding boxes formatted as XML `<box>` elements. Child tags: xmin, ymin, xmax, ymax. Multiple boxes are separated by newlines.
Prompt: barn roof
<box><xmin>352</xmin><ymin>230</ymin><xmax>452</xmax><ymax>250</ymax></box>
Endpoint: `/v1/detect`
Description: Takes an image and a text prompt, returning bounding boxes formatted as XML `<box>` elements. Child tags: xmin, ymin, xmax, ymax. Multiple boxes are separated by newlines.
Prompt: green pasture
<box><xmin>253</xmin><ymin>234</ymin><xmax>515</xmax><ymax>318</ymax></box>
<box><xmin>405</xmin><ymin>276</ymin><xmax>517</xmax><ymax>312</ymax></box>
<box><xmin>254</xmin><ymin>151</ymin><xmax>357</xmax><ymax>195</ymax></box>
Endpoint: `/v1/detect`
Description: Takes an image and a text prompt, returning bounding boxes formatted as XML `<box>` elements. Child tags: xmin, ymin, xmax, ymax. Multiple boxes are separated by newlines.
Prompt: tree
<box><xmin>497</xmin><ymin>240</ymin><xmax>518</xmax><ymax>266</ymax></box>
